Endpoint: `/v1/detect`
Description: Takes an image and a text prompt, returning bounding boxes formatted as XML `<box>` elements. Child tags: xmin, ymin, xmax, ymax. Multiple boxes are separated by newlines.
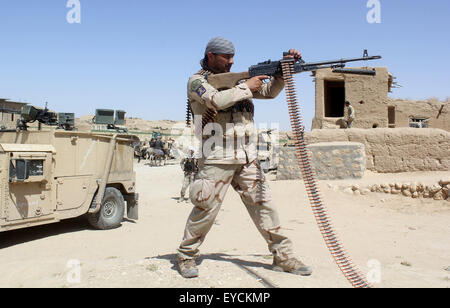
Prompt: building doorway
<box><xmin>324</xmin><ymin>80</ymin><xmax>345</xmax><ymax>117</ymax></box>
<box><xmin>388</xmin><ymin>106</ymin><xmax>396</xmax><ymax>128</ymax></box>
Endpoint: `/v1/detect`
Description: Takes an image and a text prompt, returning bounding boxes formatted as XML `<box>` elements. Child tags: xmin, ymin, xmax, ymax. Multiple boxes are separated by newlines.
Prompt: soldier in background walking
<box><xmin>178</xmin><ymin>147</ymin><xmax>198</xmax><ymax>203</ymax></box>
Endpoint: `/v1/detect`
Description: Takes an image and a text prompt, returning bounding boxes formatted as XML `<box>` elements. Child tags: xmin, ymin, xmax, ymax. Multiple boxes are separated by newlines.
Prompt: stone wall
<box><xmin>277</xmin><ymin>142</ymin><xmax>366</xmax><ymax>181</ymax></box>
<box><xmin>276</xmin><ymin>147</ymin><xmax>301</xmax><ymax>180</ymax></box>
<box><xmin>305</xmin><ymin>128</ymin><xmax>450</xmax><ymax>173</ymax></box>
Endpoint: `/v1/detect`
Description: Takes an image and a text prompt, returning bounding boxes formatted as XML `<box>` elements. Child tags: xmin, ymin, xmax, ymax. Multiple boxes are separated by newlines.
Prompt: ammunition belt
<box><xmin>282</xmin><ymin>60</ymin><xmax>372</xmax><ymax>288</ymax></box>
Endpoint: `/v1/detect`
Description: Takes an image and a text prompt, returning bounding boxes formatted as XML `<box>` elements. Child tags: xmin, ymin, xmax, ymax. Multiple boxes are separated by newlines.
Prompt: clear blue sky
<box><xmin>0</xmin><ymin>0</ymin><xmax>449</xmax><ymax>131</ymax></box>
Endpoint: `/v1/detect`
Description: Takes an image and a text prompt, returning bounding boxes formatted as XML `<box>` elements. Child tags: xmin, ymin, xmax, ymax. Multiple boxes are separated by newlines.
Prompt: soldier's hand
<box><xmin>245</xmin><ymin>75</ymin><xmax>270</xmax><ymax>92</ymax></box>
<box><xmin>283</xmin><ymin>49</ymin><xmax>302</xmax><ymax>60</ymax></box>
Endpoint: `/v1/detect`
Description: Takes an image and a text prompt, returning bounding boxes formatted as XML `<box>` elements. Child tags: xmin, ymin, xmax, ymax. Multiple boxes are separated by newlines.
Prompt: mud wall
<box><xmin>304</xmin><ymin>128</ymin><xmax>450</xmax><ymax>173</ymax></box>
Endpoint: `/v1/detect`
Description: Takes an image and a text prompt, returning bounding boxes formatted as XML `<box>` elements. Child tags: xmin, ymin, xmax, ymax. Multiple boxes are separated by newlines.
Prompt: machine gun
<box><xmin>16</xmin><ymin>104</ymin><xmax>75</xmax><ymax>131</ymax></box>
<box><xmin>207</xmin><ymin>50</ymin><xmax>381</xmax><ymax>89</ymax></box>
<box><xmin>191</xmin><ymin>50</ymin><xmax>382</xmax><ymax>129</ymax></box>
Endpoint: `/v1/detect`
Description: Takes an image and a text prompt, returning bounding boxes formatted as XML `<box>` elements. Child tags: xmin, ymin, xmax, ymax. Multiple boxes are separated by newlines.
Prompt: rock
<box><xmin>353</xmin><ymin>190</ymin><xmax>361</xmax><ymax>196</ymax></box>
<box><xmin>410</xmin><ymin>182</ymin><xmax>417</xmax><ymax>193</ymax></box>
<box><xmin>433</xmin><ymin>191</ymin><xmax>445</xmax><ymax>201</ymax></box>
<box><xmin>430</xmin><ymin>184</ymin><xmax>442</xmax><ymax>194</ymax></box>
<box><xmin>370</xmin><ymin>184</ymin><xmax>379</xmax><ymax>192</ymax></box>
<box><xmin>417</xmin><ymin>183</ymin><xmax>424</xmax><ymax>192</ymax></box>
<box><xmin>391</xmin><ymin>189</ymin><xmax>401</xmax><ymax>195</ymax></box>
<box><xmin>351</xmin><ymin>184</ymin><xmax>360</xmax><ymax>191</ymax></box>
<box><xmin>442</xmin><ymin>185</ymin><xmax>449</xmax><ymax>199</ymax></box>
<box><xmin>361</xmin><ymin>188</ymin><xmax>371</xmax><ymax>195</ymax></box>
<box><xmin>395</xmin><ymin>182</ymin><xmax>402</xmax><ymax>190</ymax></box>
<box><xmin>343</xmin><ymin>187</ymin><xmax>353</xmax><ymax>195</ymax></box>
<box><xmin>439</xmin><ymin>179</ymin><xmax>450</xmax><ymax>186</ymax></box>
<box><xmin>402</xmin><ymin>190</ymin><xmax>412</xmax><ymax>197</ymax></box>
<box><xmin>412</xmin><ymin>192</ymin><xmax>419</xmax><ymax>198</ymax></box>
<box><xmin>402</xmin><ymin>183</ymin><xmax>410</xmax><ymax>190</ymax></box>
<box><xmin>423</xmin><ymin>191</ymin><xmax>430</xmax><ymax>198</ymax></box>
<box><xmin>401</xmin><ymin>261</ymin><xmax>412</xmax><ymax>267</ymax></box>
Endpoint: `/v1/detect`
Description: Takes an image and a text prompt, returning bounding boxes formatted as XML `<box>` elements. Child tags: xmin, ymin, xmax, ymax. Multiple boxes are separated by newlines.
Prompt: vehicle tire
<box><xmin>87</xmin><ymin>187</ymin><xmax>125</xmax><ymax>230</ymax></box>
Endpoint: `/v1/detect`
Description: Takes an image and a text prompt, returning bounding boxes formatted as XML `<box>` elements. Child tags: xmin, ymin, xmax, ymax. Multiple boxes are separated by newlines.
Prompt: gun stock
<box><xmin>207</xmin><ymin>71</ymin><xmax>250</xmax><ymax>90</ymax></box>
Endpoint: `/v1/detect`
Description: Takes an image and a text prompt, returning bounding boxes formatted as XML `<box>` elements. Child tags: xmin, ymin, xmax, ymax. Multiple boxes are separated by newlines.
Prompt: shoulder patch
<box><xmin>196</xmin><ymin>85</ymin><xmax>206</xmax><ymax>97</ymax></box>
<box><xmin>190</xmin><ymin>79</ymin><xmax>203</xmax><ymax>92</ymax></box>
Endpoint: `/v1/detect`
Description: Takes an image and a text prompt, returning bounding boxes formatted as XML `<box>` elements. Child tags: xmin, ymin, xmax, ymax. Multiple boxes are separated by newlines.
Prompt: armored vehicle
<box><xmin>0</xmin><ymin>105</ymin><xmax>139</xmax><ymax>232</ymax></box>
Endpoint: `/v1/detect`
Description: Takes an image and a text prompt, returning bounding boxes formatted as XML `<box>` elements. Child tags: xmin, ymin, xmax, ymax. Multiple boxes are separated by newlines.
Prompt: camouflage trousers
<box><xmin>180</xmin><ymin>173</ymin><xmax>195</xmax><ymax>198</ymax></box>
<box><xmin>177</xmin><ymin>160</ymin><xmax>294</xmax><ymax>261</ymax></box>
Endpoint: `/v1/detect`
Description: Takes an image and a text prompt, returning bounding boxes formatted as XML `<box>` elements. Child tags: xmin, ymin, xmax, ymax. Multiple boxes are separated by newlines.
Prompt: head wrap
<box><xmin>204</xmin><ymin>37</ymin><xmax>235</xmax><ymax>55</ymax></box>
<box><xmin>200</xmin><ymin>37</ymin><xmax>235</xmax><ymax>70</ymax></box>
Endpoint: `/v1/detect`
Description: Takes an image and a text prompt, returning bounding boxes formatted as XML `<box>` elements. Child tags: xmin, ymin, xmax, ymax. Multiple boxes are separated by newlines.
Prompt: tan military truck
<box><xmin>0</xmin><ymin>125</ymin><xmax>139</xmax><ymax>232</ymax></box>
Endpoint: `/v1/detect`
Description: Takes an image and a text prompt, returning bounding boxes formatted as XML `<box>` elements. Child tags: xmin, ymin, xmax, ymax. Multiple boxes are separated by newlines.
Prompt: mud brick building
<box><xmin>311</xmin><ymin>67</ymin><xmax>449</xmax><ymax>131</ymax></box>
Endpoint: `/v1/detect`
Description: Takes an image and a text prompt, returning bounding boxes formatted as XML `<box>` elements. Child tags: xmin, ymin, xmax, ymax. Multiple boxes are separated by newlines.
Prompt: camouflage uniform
<box><xmin>179</xmin><ymin>154</ymin><xmax>198</xmax><ymax>200</ymax></box>
<box><xmin>177</xmin><ymin>69</ymin><xmax>296</xmax><ymax>262</ymax></box>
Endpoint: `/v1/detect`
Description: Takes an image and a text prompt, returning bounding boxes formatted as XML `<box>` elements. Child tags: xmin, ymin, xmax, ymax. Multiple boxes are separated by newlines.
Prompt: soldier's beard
<box><xmin>209</xmin><ymin>62</ymin><xmax>232</xmax><ymax>74</ymax></box>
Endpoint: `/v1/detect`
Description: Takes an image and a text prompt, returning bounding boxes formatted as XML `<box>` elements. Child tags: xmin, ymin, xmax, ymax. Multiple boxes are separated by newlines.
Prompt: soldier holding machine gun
<box><xmin>176</xmin><ymin>37</ymin><xmax>312</xmax><ymax>279</ymax></box>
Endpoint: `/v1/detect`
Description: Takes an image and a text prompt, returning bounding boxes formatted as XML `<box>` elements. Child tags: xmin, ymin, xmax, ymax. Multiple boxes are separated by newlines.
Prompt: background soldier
<box><xmin>345</xmin><ymin>101</ymin><xmax>355</xmax><ymax>128</ymax></box>
<box><xmin>176</xmin><ymin>37</ymin><xmax>312</xmax><ymax>279</ymax></box>
<box><xmin>178</xmin><ymin>147</ymin><xmax>198</xmax><ymax>203</ymax></box>
<box><xmin>152</xmin><ymin>136</ymin><xmax>165</xmax><ymax>157</ymax></box>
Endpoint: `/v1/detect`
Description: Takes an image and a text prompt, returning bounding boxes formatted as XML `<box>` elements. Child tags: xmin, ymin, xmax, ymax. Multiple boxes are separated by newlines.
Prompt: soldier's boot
<box><xmin>178</xmin><ymin>258</ymin><xmax>199</xmax><ymax>278</ymax></box>
<box><xmin>272</xmin><ymin>256</ymin><xmax>313</xmax><ymax>276</ymax></box>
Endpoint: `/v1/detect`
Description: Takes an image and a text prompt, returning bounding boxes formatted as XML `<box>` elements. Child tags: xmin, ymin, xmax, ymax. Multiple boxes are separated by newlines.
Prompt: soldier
<box><xmin>149</xmin><ymin>138</ymin><xmax>156</xmax><ymax>148</ymax></box>
<box><xmin>153</xmin><ymin>136</ymin><xmax>165</xmax><ymax>157</ymax></box>
<box><xmin>344</xmin><ymin>101</ymin><xmax>355</xmax><ymax>128</ymax></box>
<box><xmin>176</xmin><ymin>37</ymin><xmax>312</xmax><ymax>279</ymax></box>
<box><xmin>178</xmin><ymin>146</ymin><xmax>198</xmax><ymax>203</ymax></box>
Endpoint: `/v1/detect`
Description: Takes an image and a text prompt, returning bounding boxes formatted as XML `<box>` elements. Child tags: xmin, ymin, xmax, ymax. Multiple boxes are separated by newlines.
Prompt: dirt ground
<box><xmin>0</xmin><ymin>160</ymin><xmax>449</xmax><ymax>288</ymax></box>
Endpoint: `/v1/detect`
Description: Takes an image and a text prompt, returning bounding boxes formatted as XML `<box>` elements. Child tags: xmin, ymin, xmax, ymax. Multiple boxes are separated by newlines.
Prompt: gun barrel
<box><xmin>303</xmin><ymin>55</ymin><xmax>381</xmax><ymax>67</ymax></box>
<box><xmin>332</xmin><ymin>68</ymin><xmax>377</xmax><ymax>76</ymax></box>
